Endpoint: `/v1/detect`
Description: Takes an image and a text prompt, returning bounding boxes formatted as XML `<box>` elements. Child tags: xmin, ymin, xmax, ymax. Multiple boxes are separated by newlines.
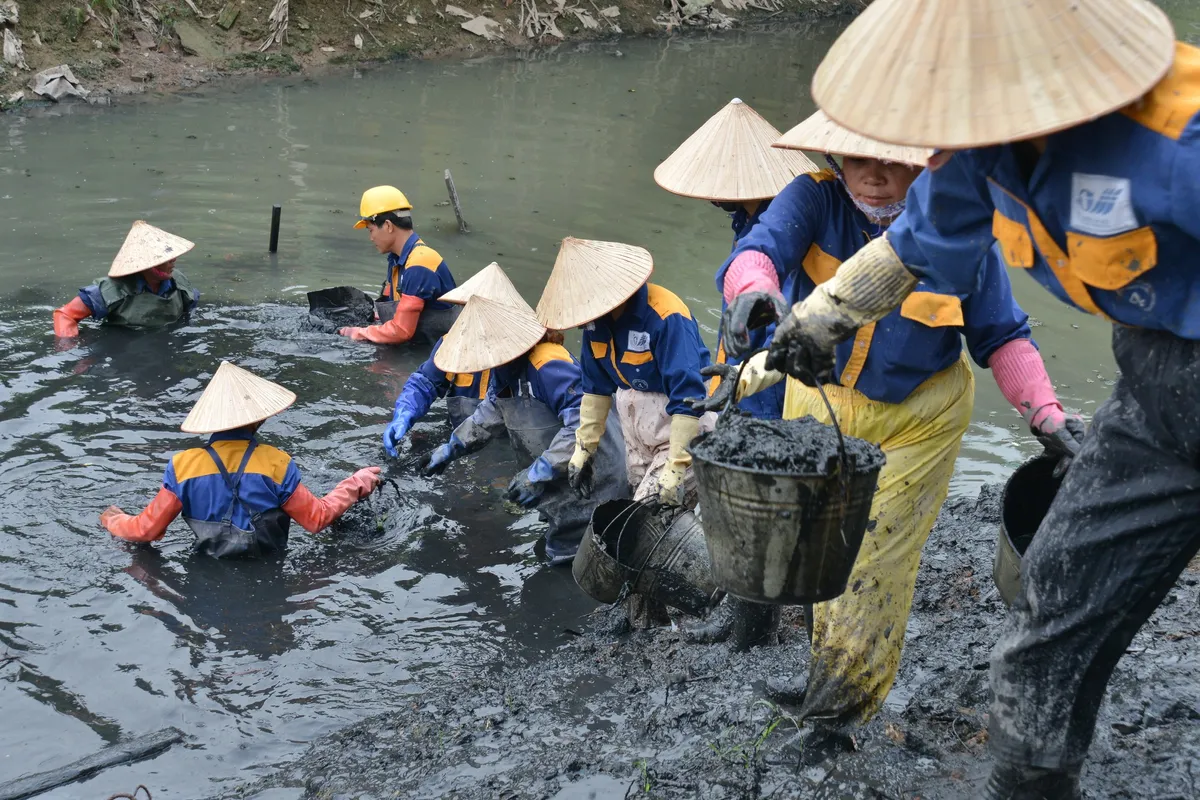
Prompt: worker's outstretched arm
<box><xmin>282</xmin><ymin>467</ymin><xmax>382</xmax><ymax>533</ymax></box>
<box><xmin>341</xmin><ymin>295</ymin><xmax>424</xmax><ymax>344</ymax></box>
<box><xmin>54</xmin><ymin>296</ymin><xmax>93</xmax><ymax>338</ymax></box>
<box><xmin>101</xmin><ymin>488</ymin><xmax>183</xmax><ymax>543</ymax></box>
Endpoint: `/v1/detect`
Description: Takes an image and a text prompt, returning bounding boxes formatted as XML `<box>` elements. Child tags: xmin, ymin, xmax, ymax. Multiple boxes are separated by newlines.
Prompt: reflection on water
<box><xmin>0</xmin><ymin>16</ymin><xmax>1161</xmax><ymax>797</ymax></box>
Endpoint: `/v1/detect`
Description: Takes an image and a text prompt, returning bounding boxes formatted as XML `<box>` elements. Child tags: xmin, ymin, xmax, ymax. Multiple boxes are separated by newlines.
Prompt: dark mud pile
<box><xmin>227</xmin><ymin>485</ymin><xmax>1200</xmax><ymax>800</ymax></box>
<box><xmin>304</xmin><ymin>287</ymin><xmax>376</xmax><ymax>334</ymax></box>
<box><xmin>693</xmin><ymin>413</ymin><xmax>886</xmax><ymax>475</ymax></box>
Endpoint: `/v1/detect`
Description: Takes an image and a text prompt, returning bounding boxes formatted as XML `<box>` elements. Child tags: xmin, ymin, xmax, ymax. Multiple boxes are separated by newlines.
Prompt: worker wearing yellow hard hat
<box><xmin>341</xmin><ymin>185</ymin><xmax>459</xmax><ymax>346</ymax></box>
<box><xmin>767</xmin><ymin>0</ymin><xmax>1197</xmax><ymax>795</ymax></box>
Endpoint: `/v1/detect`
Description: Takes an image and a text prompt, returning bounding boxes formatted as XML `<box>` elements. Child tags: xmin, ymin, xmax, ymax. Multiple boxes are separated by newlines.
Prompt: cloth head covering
<box><xmin>434</xmin><ymin>295</ymin><xmax>546</xmax><ymax>374</ymax></box>
<box><xmin>653</xmin><ymin>98</ymin><xmax>819</xmax><ymax>201</ymax></box>
<box><xmin>811</xmin><ymin>0</ymin><xmax>1176</xmax><ymax>149</ymax></box>
<box><xmin>438</xmin><ymin>262</ymin><xmax>526</xmax><ymax>307</ymax></box>
<box><xmin>109</xmin><ymin>221</ymin><xmax>195</xmax><ymax>278</ymax></box>
<box><xmin>181</xmin><ymin>361</ymin><xmax>297</xmax><ymax>434</ymax></box>
<box><xmin>535</xmin><ymin>238</ymin><xmax>654</xmax><ymax>330</ymax></box>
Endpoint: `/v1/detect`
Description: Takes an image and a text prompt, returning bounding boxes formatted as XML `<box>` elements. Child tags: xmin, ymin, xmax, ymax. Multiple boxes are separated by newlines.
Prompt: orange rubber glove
<box><xmin>339</xmin><ymin>295</ymin><xmax>424</xmax><ymax>344</ymax></box>
<box><xmin>282</xmin><ymin>467</ymin><xmax>382</xmax><ymax>533</ymax></box>
<box><xmin>101</xmin><ymin>488</ymin><xmax>184</xmax><ymax>543</ymax></box>
<box><xmin>54</xmin><ymin>297</ymin><xmax>92</xmax><ymax>338</ymax></box>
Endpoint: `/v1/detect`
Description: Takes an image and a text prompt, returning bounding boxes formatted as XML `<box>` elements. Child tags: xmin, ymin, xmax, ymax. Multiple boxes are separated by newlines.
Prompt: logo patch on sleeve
<box><xmin>1069</xmin><ymin>173</ymin><xmax>1137</xmax><ymax>236</ymax></box>
<box><xmin>627</xmin><ymin>330</ymin><xmax>651</xmax><ymax>351</ymax></box>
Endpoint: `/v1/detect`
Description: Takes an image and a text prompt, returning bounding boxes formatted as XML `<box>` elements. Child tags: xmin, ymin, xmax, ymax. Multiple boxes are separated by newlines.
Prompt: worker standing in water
<box><xmin>536</xmin><ymin>238</ymin><xmax>716</xmax><ymax>509</ymax></box>
<box><xmin>53</xmin><ymin>221</ymin><xmax>199</xmax><ymax>337</ymax></box>
<box><xmin>101</xmin><ymin>361</ymin><xmax>382</xmax><ymax>558</ymax></box>
<box><xmin>420</xmin><ymin>293</ymin><xmax>627</xmax><ymax>565</ymax></box>
<box><xmin>340</xmin><ymin>185</ymin><xmax>459</xmax><ymax>345</ymax></box>
<box><xmin>695</xmin><ymin>109</ymin><xmax>1073</xmax><ymax>760</ymax></box>
<box><xmin>382</xmin><ymin>263</ymin><xmax>526</xmax><ymax>456</ymax></box>
<box><xmin>653</xmin><ymin>97</ymin><xmax>819</xmax><ymax>420</ymax></box>
<box><xmin>768</xmin><ymin>1</ymin><xmax>1197</xmax><ymax>795</ymax></box>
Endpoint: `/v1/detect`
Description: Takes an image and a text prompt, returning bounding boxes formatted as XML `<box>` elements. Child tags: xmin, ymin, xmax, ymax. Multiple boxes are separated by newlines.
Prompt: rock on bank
<box><xmin>226</xmin><ymin>485</ymin><xmax>1200</xmax><ymax>799</ymax></box>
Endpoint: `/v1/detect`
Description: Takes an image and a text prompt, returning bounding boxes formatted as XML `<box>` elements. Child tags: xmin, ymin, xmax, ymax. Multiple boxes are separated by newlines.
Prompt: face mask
<box><xmin>711</xmin><ymin>201</ymin><xmax>740</xmax><ymax>214</ymax></box>
<box><xmin>824</xmin><ymin>154</ymin><xmax>906</xmax><ymax>225</ymax></box>
<box><xmin>147</xmin><ymin>266</ymin><xmax>173</xmax><ymax>282</ymax></box>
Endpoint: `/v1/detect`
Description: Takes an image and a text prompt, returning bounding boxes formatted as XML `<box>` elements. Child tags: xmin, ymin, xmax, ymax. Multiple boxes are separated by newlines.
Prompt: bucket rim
<box><xmin>689</xmin><ymin>445</ymin><xmax>884</xmax><ymax>480</ymax></box>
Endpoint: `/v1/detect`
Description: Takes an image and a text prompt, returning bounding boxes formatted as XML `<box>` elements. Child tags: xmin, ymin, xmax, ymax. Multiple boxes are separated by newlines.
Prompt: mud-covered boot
<box><xmin>764</xmin><ymin>675</ymin><xmax>808</xmax><ymax>707</ymax></box>
<box><xmin>795</xmin><ymin>722</ymin><xmax>856</xmax><ymax>766</ymax></box>
<box><xmin>685</xmin><ymin>597</ymin><xmax>733</xmax><ymax>644</ymax></box>
<box><xmin>981</xmin><ymin>763</ymin><xmax>1082</xmax><ymax>800</ymax></box>
<box><xmin>730</xmin><ymin>599</ymin><xmax>781</xmax><ymax>652</ymax></box>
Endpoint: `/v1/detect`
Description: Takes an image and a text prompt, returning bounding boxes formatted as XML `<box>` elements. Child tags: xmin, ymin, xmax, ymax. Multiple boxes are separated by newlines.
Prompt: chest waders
<box><xmin>186</xmin><ymin>441</ymin><xmax>292</xmax><ymax>559</ymax></box>
<box><xmin>445</xmin><ymin>395</ymin><xmax>483</xmax><ymax>430</ymax></box>
<box><xmin>497</xmin><ymin>383</ymin><xmax>629</xmax><ymax>562</ymax></box>
<box><xmin>98</xmin><ymin>273</ymin><xmax>197</xmax><ymax>329</ymax></box>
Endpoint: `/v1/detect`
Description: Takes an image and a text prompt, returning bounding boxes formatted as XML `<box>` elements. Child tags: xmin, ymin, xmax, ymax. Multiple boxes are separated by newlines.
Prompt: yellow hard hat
<box><xmin>354</xmin><ymin>185</ymin><xmax>412</xmax><ymax>229</ymax></box>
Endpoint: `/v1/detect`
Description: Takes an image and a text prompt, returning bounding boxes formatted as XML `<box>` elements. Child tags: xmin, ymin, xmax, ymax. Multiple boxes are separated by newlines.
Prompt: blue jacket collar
<box><xmin>207</xmin><ymin>427</ymin><xmax>257</xmax><ymax>444</ymax></box>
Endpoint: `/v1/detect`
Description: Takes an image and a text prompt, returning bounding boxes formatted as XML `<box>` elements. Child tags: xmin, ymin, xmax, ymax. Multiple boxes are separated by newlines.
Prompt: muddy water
<box><xmin>0</xmin><ymin>14</ymin><xmax>1182</xmax><ymax>798</ymax></box>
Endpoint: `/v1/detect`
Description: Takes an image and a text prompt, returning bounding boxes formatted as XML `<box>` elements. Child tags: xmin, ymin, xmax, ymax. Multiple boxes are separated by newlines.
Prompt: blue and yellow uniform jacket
<box><xmin>581</xmin><ymin>284</ymin><xmax>712</xmax><ymax>417</ymax></box>
<box><xmin>720</xmin><ymin>170</ymin><xmax>1031</xmax><ymax>405</ymax></box>
<box><xmin>79</xmin><ymin>275</ymin><xmax>199</xmax><ymax>318</ymax></box>
<box><xmin>887</xmin><ymin>42</ymin><xmax>1200</xmax><ymax>339</ymax></box>
<box><xmin>717</xmin><ymin>197</ymin><xmax>785</xmax><ymax>418</ymax></box>
<box><xmin>456</xmin><ymin>342</ymin><xmax>583</xmax><ymax>474</ymax></box>
<box><xmin>383</xmin><ymin>234</ymin><xmax>456</xmax><ymax>310</ymax></box>
<box><xmin>394</xmin><ymin>337</ymin><xmax>490</xmax><ymax>424</ymax></box>
<box><xmin>164</xmin><ymin>430</ymin><xmax>301</xmax><ymax>528</ymax></box>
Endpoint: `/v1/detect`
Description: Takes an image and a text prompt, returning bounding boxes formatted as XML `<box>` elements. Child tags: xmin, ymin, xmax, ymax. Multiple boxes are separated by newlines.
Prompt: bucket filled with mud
<box><xmin>305</xmin><ymin>286</ymin><xmax>376</xmax><ymax>332</ymax></box>
<box><xmin>572</xmin><ymin>499</ymin><xmax>722</xmax><ymax>616</ymax></box>
<box><xmin>689</xmin><ymin>413</ymin><xmax>885</xmax><ymax>605</ymax></box>
<box><xmin>994</xmin><ymin>454</ymin><xmax>1063</xmax><ymax>607</ymax></box>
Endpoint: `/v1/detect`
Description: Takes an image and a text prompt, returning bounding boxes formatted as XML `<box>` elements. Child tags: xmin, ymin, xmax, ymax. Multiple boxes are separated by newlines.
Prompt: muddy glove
<box><xmin>689</xmin><ymin>351</ymin><xmax>784</xmax><ymax>413</ymax></box>
<box><xmin>659</xmin><ymin>414</ymin><xmax>701</xmax><ymax>506</ymax></box>
<box><xmin>422</xmin><ymin>434</ymin><xmax>468</xmax><ymax>476</ymax></box>
<box><xmin>722</xmin><ymin>291</ymin><xmax>790</xmax><ymax>362</ymax></box>
<box><xmin>1033</xmin><ymin>412</ymin><xmax>1086</xmax><ymax>478</ymax></box>
<box><xmin>569</xmin><ymin>393</ymin><xmax>612</xmax><ymax>499</ymax></box>
<box><xmin>505</xmin><ymin>456</ymin><xmax>554</xmax><ymax>508</ymax></box>
<box><xmin>766</xmin><ymin>237</ymin><xmax>917</xmax><ymax>384</ymax></box>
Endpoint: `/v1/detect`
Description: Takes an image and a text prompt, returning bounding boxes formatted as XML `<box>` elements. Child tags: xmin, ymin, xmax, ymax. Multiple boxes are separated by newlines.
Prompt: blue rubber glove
<box><xmin>422</xmin><ymin>434</ymin><xmax>467</xmax><ymax>476</ymax></box>
<box><xmin>505</xmin><ymin>456</ymin><xmax>554</xmax><ymax>507</ymax></box>
<box><xmin>383</xmin><ymin>413</ymin><xmax>415</xmax><ymax>458</ymax></box>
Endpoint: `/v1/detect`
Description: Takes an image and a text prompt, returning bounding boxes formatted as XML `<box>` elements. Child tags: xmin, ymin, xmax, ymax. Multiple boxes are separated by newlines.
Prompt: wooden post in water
<box><xmin>269</xmin><ymin>204</ymin><xmax>282</xmax><ymax>253</ymax></box>
<box><xmin>444</xmin><ymin>169</ymin><xmax>469</xmax><ymax>233</ymax></box>
<box><xmin>0</xmin><ymin>727</ymin><xmax>184</xmax><ymax>800</ymax></box>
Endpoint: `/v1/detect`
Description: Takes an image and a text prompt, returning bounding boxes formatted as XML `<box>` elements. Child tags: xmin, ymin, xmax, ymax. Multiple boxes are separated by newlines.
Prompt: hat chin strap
<box><xmin>824</xmin><ymin>154</ymin><xmax>906</xmax><ymax>225</ymax></box>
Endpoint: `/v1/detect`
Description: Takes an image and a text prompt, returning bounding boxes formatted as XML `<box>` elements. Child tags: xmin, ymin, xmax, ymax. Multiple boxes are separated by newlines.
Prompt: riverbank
<box><xmin>0</xmin><ymin>0</ymin><xmax>862</xmax><ymax>111</ymax></box>
<box><xmin>224</xmin><ymin>485</ymin><xmax>1200</xmax><ymax>799</ymax></box>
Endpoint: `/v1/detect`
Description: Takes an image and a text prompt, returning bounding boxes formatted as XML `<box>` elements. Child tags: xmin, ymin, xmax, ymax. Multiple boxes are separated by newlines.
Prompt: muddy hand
<box><xmin>722</xmin><ymin>291</ymin><xmax>790</xmax><ymax>361</ymax></box>
<box><xmin>1034</xmin><ymin>414</ymin><xmax>1086</xmax><ymax>478</ymax></box>
<box><xmin>764</xmin><ymin>310</ymin><xmax>834</xmax><ymax>386</ymax></box>
<box><xmin>568</xmin><ymin>454</ymin><xmax>596</xmax><ymax>499</ymax></box>
<box><xmin>688</xmin><ymin>363</ymin><xmax>739</xmax><ymax>413</ymax></box>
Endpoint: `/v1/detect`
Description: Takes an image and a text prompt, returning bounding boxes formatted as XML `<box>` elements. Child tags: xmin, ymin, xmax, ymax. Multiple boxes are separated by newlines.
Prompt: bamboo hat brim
<box><xmin>438</xmin><ymin>262</ymin><xmax>526</xmax><ymax>307</ymax></box>
<box><xmin>109</xmin><ymin>220</ymin><xmax>196</xmax><ymax>278</ymax></box>
<box><xmin>180</xmin><ymin>361</ymin><xmax>298</xmax><ymax>434</ymax></box>
<box><xmin>811</xmin><ymin>0</ymin><xmax>1176</xmax><ymax>149</ymax></box>
<box><xmin>535</xmin><ymin>238</ymin><xmax>654</xmax><ymax>330</ymax></box>
<box><xmin>653</xmin><ymin>98</ymin><xmax>820</xmax><ymax>201</ymax></box>
<box><xmin>774</xmin><ymin>110</ymin><xmax>933</xmax><ymax>167</ymax></box>
<box><xmin>433</xmin><ymin>295</ymin><xmax>547</xmax><ymax>374</ymax></box>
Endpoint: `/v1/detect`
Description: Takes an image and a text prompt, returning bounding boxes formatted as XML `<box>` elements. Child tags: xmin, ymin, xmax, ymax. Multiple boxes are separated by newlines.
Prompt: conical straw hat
<box><xmin>775</xmin><ymin>110</ymin><xmax>933</xmax><ymax>167</ymax></box>
<box><xmin>438</xmin><ymin>262</ymin><xmax>526</xmax><ymax>307</ymax></box>
<box><xmin>812</xmin><ymin>0</ymin><xmax>1176</xmax><ymax>149</ymax></box>
<box><xmin>180</xmin><ymin>361</ymin><xmax>298</xmax><ymax>434</ymax></box>
<box><xmin>535</xmin><ymin>238</ymin><xmax>654</xmax><ymax>330</ymax></box>
<box><xmin>109</xmin><ymin>220</ymin><xmax>196</xmax><ymax>278</ymax></box>
<box><xmin>654</xmin><ymin>98</ymin><xmax>820</xmax><ymax>201</ymax></box>
<box><xmin>434</xmin><ymin>295</ymin><xmax>547</xmax><ymax>374</ymax></box>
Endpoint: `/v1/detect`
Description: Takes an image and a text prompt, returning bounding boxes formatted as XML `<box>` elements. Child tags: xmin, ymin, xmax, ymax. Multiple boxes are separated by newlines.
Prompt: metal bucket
<box><xmin>572</xmin><ymin>499</ymin><xmax>723</xmax><ymax>616</ymax></box>
<box><xmin>306</xmin><ymin>286</ymin><xmax>376</xmax><ymax>329</ymax></box>
<box><xmin>690</xmin><ymin>432</ymin><xmax>882</xmax><ymax>605</ymax></box>
<box><xmin>994</xmin><ymin>455</ymin><xmax>1063</xmax><ymax>607</ymax></box>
